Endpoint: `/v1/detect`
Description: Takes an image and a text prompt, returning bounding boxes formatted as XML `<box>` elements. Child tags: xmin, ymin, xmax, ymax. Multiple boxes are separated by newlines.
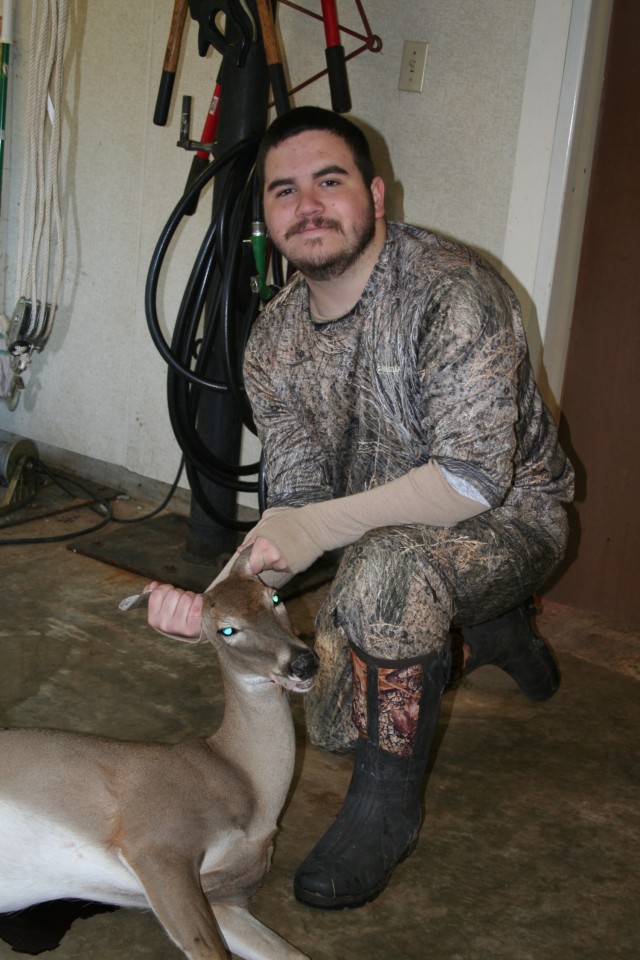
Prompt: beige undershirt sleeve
<box><xmin>220</xmin><ymin>459</ymin><xmax>489</xmax><ymax>584</ymax></box>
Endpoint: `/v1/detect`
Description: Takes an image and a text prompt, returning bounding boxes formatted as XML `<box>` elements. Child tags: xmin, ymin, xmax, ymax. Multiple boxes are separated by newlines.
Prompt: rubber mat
<box><xmin>69</xmin><ymin>511</ymin><xmax>340</xmax><ymax>599</ymax></box>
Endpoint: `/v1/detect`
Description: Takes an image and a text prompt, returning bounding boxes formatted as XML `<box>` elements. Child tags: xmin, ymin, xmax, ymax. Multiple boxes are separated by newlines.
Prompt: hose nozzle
<box><xmin>250</xmin><ymin>221</ymin><xmax>275</xmax><ymax>301</ymax></box>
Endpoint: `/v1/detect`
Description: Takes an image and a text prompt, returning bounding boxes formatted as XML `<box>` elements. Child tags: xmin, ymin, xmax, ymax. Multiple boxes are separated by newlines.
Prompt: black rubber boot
<box><xmin>294</xmin><ymin>646</ymin><xmax>448</xmax><ymax>910</ymax></box>
<box><xmin>461</xmin><ymin>598</ymin><xmax>560</xmax><ymax>701</ymax></box>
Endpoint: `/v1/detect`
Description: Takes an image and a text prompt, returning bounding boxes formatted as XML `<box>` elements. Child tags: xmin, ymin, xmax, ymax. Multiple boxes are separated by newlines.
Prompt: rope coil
<box><xmin>7</xmin><ymin>0</ymin><xmax>69</xmax><ymax>406</ymax></box>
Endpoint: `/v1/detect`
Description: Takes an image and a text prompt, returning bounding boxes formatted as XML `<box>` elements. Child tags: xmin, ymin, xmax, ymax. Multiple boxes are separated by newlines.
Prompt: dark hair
<box><xmin>256</xmin><ymin>106</ymin><xmax>375</xmax><ymax>189</ymax></box>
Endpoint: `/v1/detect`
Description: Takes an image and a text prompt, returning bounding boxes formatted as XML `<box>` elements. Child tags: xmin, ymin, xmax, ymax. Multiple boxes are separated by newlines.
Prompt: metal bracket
<box><xmin>176</xmin><ymin>94</ymin><xmax>216</xmax><ymax>152</ymax></box>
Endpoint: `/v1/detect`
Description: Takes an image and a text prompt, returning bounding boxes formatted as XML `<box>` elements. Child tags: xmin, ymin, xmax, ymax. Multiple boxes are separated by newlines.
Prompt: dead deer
<box><xmin>0</xmin><ymin>551</ymin><xmax>318</xmax><ymax>960</ymax></box>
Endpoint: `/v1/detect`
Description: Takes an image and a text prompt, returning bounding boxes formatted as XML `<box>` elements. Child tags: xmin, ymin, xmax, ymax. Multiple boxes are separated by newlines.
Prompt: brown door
<box><xmin>547</xmin><ymin>0</ymin><xmax>640</xmax><ymax>628</ymax></box>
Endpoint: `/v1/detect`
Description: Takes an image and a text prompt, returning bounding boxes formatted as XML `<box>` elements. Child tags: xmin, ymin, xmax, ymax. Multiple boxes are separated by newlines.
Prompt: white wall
<box><xmin>0</xmin><ymin>0</ymin><xmax>609</xmax><ymax>502</ymax></box>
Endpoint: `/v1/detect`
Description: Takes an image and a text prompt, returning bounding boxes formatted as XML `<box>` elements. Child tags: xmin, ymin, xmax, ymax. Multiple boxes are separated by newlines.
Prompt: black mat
<box><xmin>0</xmin><ymin>901</ymin><xmax>117</xmax><ymax>955</ymax></box>
<box><xmin>69</xmin><ymin>512</ymin><xmax>340</xmax><ymax>599</ymax></box>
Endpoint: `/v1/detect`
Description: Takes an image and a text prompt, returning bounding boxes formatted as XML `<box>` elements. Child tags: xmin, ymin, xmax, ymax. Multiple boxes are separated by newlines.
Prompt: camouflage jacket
<box><xmin>243</xmin><ymin>221</ymin><xmax>574</xmax><ymax>512</ymax></box>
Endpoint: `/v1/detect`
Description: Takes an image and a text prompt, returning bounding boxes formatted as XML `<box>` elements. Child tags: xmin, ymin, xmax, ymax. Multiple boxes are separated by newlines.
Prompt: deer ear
<box><xmin>228</xmin><ymin>544</ymin><xmax>255</xmax><ymax>580</ymax></box>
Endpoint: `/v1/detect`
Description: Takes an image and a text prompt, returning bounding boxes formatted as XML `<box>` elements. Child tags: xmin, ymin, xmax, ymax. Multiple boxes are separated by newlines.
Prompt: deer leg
<box><xmin>122</xmin><ymin>853</ymin><xmax>230</xmax><ymax>960</ymax></box>
<box><xmin>212</xmin><ymin>903</ymin><xmax>310</xmax><ymax>960</ymax></box>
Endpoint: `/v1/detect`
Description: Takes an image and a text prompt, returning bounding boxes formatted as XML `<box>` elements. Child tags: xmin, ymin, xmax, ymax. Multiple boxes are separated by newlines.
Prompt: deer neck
<box><xmin>208</xmin><ymin>670</ymin><xmax>296</xmax><ymax>825</ymax></box>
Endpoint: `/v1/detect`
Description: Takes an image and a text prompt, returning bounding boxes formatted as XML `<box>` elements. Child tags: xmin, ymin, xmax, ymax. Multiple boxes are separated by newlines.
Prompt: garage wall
<box><xmin>0</xmin><ymin>1</ymin><xmax>606</xmax><ymax>507</ymax></box>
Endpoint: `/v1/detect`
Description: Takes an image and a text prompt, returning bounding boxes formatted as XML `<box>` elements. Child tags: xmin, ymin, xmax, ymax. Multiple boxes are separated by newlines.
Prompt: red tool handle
<box><xmin>321</xmin><ymin>0</ymin><xmax>340</xmax><ymax>47</ymax></box>
<box><xmin>196</xmin><ymin>83</ymin><xmax>221</xmax><ymax>160</ymax></box>
<box><xmin>320</xmin><ymin>0</ymin><xmax>351</xmax><ymax>113</ymax></box>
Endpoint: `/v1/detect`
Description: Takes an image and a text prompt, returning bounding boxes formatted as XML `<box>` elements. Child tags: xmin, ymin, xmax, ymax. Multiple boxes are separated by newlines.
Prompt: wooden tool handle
<box><xmin>163</xmin><ymin>0</ymin><xmax>189</xmax><ymax>72</ymax></box>
<box><xmin>153</xmin><ymin>0</ymin><xmax>189</xmax><ymax>126</ymax></box>
<box><xmin>255</xmin><ymin>0</ymin><xmax>290</xmax><ymax>115</ymax></box>
<box><xmin>255</xmin><ymin>0</ymin><xmax>281</xmax><ymax>66</ymax></box>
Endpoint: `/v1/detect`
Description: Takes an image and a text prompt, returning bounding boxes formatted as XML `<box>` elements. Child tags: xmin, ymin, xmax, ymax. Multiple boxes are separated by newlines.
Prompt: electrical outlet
<box><xmin>398</xmin><ymin>40</ymin><xmax>428</xmax><ymax>93</ymax></box>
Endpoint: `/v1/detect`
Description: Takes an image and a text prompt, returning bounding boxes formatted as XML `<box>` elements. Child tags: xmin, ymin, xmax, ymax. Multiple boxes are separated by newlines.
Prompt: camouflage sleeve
<box><xmin>243</xmin><ymin>330</ymin><xmax>333</xmax><ymax>509</ymax></box>
<box><xmin>418</xmin><ymin>262</ymin><xmax>523</xmax><ymax>507</ymax></box>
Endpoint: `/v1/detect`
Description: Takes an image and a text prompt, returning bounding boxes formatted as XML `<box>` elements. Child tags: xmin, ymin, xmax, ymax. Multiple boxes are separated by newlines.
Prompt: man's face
<box><xmin>262</xmin><ymin>130</ymin><xmax>385</xmax><ymax>281</ymax></box>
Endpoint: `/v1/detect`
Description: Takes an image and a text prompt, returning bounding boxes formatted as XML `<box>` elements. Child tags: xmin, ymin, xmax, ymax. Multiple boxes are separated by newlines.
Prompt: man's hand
<box><xmin>243</xmin><ymin>536</ymin><xmax>291</xmax><ymax>576</ymax></box>
<box><xmin>145</xmin><ymin>582</ymin><xmax>204</xmax><ymax>639</ymax></box>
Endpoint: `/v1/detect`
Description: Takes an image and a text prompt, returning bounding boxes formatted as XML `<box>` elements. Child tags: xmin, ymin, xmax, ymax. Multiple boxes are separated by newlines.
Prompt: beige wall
<box><xmin>0</xmin><ymin>0</ymin><xmax>609</xmax><ymax>503</ymax></box>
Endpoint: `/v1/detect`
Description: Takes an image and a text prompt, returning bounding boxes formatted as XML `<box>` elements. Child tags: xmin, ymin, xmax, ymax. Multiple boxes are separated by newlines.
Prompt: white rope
<box><xmin>14</xmin><ymin>0</ymin><xmax>69</xmax><ymax>336</ymax></box>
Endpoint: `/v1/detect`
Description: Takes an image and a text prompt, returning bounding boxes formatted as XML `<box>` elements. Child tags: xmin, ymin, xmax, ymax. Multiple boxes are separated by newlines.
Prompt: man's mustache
<box><xmin>285</xmin><ymin>217</ymin><xmax>342</xmax><ymax>239</ymax></box>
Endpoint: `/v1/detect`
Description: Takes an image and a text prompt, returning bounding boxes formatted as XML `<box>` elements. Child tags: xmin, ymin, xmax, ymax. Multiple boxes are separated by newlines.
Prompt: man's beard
<box><xmin>281</xmin><ymin>205</ymin><xmax>376</xmax><ymax>281</ymax></box>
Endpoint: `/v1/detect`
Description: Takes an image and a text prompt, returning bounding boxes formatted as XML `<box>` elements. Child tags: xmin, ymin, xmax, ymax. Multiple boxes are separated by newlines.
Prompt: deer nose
<box><xmin>290</xmin><ymin>649</ymin><xmax>319</xmax><ymax>680</ymax></box>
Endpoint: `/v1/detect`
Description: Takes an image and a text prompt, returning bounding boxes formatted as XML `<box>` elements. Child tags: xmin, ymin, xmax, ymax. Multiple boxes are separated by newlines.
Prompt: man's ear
<box><xmin>370</xmin><ymin>175</ymin><xmax>385</xmax><ymax>219</ymax></box>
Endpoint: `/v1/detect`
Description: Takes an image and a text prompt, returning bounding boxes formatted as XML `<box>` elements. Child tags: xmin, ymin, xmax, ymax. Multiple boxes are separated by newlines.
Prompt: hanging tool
<box><xmin>190</xmin><ymin>0</ymin><xmax>254</xmax><ymax>65</ymax></box>
<box><xmin>321</xmin><ymin>0</ymin><xmax>351</xmax><ymax>112</ymax></box>
<box><xmin>255</xmin><ymin>0</ymin><xmax>289</xmax><ymax>116</ymax></box>
<box><xmin>153</xmin><ymin>0</ymin><xmax>190</xmax><ymax>126</ymax></box>
<box><xmin>171</xmin><ymin>0</ymin><xmax>258</xmax><ymax>219</ymax></box>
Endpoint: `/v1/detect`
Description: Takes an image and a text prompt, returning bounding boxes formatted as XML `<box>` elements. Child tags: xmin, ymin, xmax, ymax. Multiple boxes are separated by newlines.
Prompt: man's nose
<box><xmin>296</xmin><ymin>186</ymin><xmax>323</xmax><ymax>216</ymax></box>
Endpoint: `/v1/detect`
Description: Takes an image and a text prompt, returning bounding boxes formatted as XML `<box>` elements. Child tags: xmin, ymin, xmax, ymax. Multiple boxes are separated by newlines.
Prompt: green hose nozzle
<box><xmin>250</xmin><ymin>221</ymin><xmax>275</xmax><ymax>302</ymax></box>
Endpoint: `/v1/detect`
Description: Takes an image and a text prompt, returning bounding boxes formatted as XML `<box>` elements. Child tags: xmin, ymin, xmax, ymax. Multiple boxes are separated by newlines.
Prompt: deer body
<box><xmin>0</xmin><ymin>555</ymin><xmax>317</xmax><ymax>960</ymax></box>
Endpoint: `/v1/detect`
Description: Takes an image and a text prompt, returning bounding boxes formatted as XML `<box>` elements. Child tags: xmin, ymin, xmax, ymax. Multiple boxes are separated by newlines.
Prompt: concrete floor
<box><xmin>0</xmin><ymin>485</ymin><xmax>639</xmax><ymax>960</ymax></box>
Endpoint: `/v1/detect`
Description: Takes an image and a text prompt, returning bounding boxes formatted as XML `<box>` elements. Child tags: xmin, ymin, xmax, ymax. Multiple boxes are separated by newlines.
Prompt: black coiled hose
<box><xmin>145</xmin><ymin>137</ymin><xmax>282</xmax><ymax>531</ymax></box>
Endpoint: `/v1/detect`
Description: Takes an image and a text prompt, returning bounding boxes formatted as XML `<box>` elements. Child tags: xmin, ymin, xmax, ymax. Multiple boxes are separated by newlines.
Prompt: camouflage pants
<box><xmin>304</xmin><ymin>494</ymin><xmax>568</xmax><ymax>752</ymax></box>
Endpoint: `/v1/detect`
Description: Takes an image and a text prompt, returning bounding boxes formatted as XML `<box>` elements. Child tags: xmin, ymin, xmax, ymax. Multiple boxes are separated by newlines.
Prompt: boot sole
<box><xmin>293</xmin><ymin>836</ymin><xmax>419</xmax><ymax>911</ymax></box>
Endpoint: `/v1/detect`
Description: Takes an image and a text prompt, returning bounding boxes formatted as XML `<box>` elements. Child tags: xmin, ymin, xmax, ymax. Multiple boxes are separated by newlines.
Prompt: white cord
<box><xmin>14</xmin><ymin>0</ymin><xmax>69</xmax><ymax>336</ymax></box>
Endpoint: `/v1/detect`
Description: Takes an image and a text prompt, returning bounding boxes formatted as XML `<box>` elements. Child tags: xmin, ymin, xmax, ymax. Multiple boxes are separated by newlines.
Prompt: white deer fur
<box><xmin>0</xmin><ymin>552</ymin><xmax>318</xmax><ymax>960</ymax></box>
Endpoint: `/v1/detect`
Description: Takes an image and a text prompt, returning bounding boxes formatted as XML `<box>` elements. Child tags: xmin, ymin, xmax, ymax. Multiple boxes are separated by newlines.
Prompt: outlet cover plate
<box><xmin>399</xmin><ymin>40</ymin><xmax>429</xmax><ymax>92</ymax></box>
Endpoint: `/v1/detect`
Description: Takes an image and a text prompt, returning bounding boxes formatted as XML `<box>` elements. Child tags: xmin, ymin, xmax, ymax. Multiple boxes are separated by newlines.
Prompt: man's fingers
<box><xmin>248</xmin><ymin>536</ymin><xmax>290</xmax><ymax>574</ymax></box>
<box><xmin>176</xmin><ymin>590</ymin><xmax>204</xmax><ymax>623</ymax></box>
<box><xmin>146</xmin><ymin>584</ymin><xmax>203</xmax><ymax>637</ymax></box>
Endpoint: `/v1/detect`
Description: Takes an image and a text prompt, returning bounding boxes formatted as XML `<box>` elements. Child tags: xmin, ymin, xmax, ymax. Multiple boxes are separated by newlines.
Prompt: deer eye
<box><xmin>272</xmin><ymin>593</ymin><xmax>281</xmax><ymax>606</ymax></box>
<box><xmin>218</xmin><ymin>626</ymin><xmax>237</xmax><ymax>637</ymax></box>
